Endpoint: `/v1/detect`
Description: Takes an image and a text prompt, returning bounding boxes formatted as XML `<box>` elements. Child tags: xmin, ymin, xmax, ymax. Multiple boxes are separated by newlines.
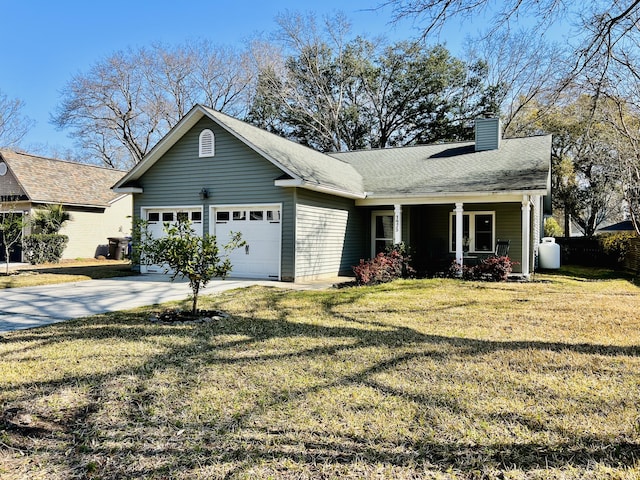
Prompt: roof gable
<box><xmin>114</xmin><ymin>105</ymin><xmax>365</xmax><ymax>198</ymax></box>
<box><xmin>0</xmin><ymin>150</ymin><xmax>127</xmax><ymax>207</ymax></box>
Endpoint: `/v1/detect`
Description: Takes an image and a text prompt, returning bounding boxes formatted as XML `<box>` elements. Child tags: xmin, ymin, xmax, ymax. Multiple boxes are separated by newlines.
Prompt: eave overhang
<box><xmin>274</xmin><ymin>178</ymin><xmax>366</xmax><ymax>200</ymax></box>
<box><xmin>355</xmin><ymin>189</ymin><xmax>549</xmax><ymax>206</ymax></box>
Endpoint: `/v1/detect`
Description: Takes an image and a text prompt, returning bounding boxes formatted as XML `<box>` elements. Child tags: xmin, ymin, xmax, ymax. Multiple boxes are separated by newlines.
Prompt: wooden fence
<box><xmin>552</xmin><ymin>236</ymin><xmax>640</xmax><ymax>274</ymax></box>
<box><xmin>623</xmin><ymin>237</ymin><xmax>640</xmax><ymax>274</ymax></box>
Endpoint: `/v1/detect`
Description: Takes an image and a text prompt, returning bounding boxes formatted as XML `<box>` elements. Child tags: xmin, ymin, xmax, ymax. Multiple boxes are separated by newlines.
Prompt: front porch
<box><xmin>364</xmin><ymin>197</ymin><xmax>540</xmax><ymax>278</ymax></box>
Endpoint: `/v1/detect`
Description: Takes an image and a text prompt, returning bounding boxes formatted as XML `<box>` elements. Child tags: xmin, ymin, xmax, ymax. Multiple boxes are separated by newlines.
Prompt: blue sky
<box><xmin>0</xmin><ymin>1</ymin><xmax>498</xmax><ymax>154</ymax></box>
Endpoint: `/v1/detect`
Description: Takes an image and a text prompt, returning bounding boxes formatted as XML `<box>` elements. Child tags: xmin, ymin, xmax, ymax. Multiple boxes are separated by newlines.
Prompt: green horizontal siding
<box><xmin>134</xmin><ymin>117</ymin><xmax>295</xmax><ymax>279</ymax></box>
<box><xmin>295</xmin><ymin>189</ymin><xmax>364</xmax><ymax>278</ymax></box>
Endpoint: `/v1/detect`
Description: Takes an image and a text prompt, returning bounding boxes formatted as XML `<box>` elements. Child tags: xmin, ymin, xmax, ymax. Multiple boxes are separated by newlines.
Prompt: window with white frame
<box><xmin>449</xmin><ymin>211</ymin><xmax>495</xmax><ymax>253</ymax></box>
<box><xmin>199</xmin><ymin>129</ymin><xmax>215</xmax><ymax>157</ymax></box>
<box><xmin>371</xmin><ymin>210</ymin><xmax>394</xmax><ymax>256</ymax></box>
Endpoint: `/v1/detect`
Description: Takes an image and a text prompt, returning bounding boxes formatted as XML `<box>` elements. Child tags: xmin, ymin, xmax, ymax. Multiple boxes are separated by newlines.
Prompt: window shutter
<box><xmin>199</xmin><ymin>129</ymin><xmax>215</xmax><ymax>157</ymax></box>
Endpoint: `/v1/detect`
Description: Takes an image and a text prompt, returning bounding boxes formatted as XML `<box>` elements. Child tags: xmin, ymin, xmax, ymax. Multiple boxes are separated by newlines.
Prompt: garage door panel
<box><xmin>212</xmin><ymin>206</ymin><xmax>281</xmax><ymax>280</ymax></box>
<box><xmin>142</xmin><ymin>208</ymin><xmax>203</xmax><ymax>274</ymax></box>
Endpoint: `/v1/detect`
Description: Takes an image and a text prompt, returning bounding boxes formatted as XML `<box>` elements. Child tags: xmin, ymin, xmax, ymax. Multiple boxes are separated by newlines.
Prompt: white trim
<box><xmin>209</xmin><ymin>203</ymin><xmax>282</xmax><ymax>281</ymax></box>
<box><xmin>454</xmin><ymin>203</ymin><xmax>464</xmax><ymax>267</ymax></box>
<box><xmin>113</xmin><ymin>186</ymin><xmax>143</xmax><ymax>194</ymax></box>
<box><xmin>355</xmin><ymin>191</ymin><xmax>547</xmax><ymax>206</ymax></box>
<box><xmin>274</xmin><ymin>178</ymin><xmax>366</xmax><ymax>200</ymax></box>
<box><xmin>449</xmin><ymin>210</ymin><xmax>496</xmax><ymax>254</ymax></box>
<box><xmin>371</xmin><ymin>210</ymin><xmax>394</xmax><ymax>257</ymax></box>
<box><xmin>199</xmin><ymin>129</ymin><xmax>215</xmax><ymax>157</ymax></box>
<box><xmin>108</xmin><ymin>193</ymin><xmax>132</xmax><ymax>204</ymax></box>
<box><xmin>521</xmin><ymin>196</ymin><xmax>531</xmax><ymax>276</ymax></box>
<box><xmin>393</xmin><ymin>204</ymin><xmax>402</xmax><ymax>244</ymax></box>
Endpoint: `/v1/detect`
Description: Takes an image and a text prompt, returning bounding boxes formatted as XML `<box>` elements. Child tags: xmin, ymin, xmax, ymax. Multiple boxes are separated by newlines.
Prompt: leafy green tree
<box><xmin>510</xmin><ymin>93</ymin><xmax>621</xmax><ymax>237</ymax></box>
<box><xmin>134</xmin><ymin>219</ymin><xmax>245</xmax><ymax>315</ymax></box>
<box><xmin>247</xmin><ymin>13</ymin><xmax>492</xmax><ymax>151</ymax></box>
<box><xmin>543</xmin><ymin>217</ymin><xmax>563</xmax><ymax>238</ymax></box>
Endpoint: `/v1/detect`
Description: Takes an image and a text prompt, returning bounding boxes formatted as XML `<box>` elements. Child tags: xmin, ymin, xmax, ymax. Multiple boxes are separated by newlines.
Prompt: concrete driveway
<box><xmin>0</xmin><ymin>274</ymin><xmax>343</xmax><ymax>333</ymax></box>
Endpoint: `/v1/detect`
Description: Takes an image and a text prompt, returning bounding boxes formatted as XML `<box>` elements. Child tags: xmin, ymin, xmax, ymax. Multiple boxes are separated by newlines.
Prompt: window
<box><xmin>233</xmin><ymin>210</ymin><xmax>246</xmax><ymax>221</ymax></box>
<box><xmin>450</xmin><ymin>211</ymin><xmax>495</xmax><ymax>253</ymax></box>
<box><xmin>267</xmin><ymin>210</ymin><xmax>280</xmax><ymax>222</ymax></box>
<box><xmin>372</xmin><ymin>211</ymin><xmax>394</xmax><ymax>256</ymax></box>
<box><xmin>250</xmin><ymin>210</ymin><xmax>264</xmax><ymax>221</ymax></box>
<box><xmin>191</xmin><ymin>211</ymin><xmax>202</xmax><ymax>222</ymax></box>
<box><xmin>177</xmin><ymin>212</ymin><xmax>189</xmax><ymax>223</ymax></box>
<box><xmin>199</xmin><ymin>129</ymin><xmax>215</xmax><ymax>157</ymax></box>
<box><xmin>216</xmin><ymin>211</ymin><xmax>229</xmax><ymax>223</ymax></box>
<box><xmin>162</xmin><ymin>212</ymin><xmax>174</xmax><ymax>222</ymax></box>
<box><xmin>148</xmin><ymin>212</ymin><xmax>160</xmax><ymax>222</ymax></box>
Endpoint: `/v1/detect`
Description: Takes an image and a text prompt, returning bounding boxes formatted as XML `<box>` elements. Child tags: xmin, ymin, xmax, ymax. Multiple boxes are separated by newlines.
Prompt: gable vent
<box><xmin>475</xmin><ymin>117</ymin><xmax>502</xmax><ymax>151</ymax></box>
<box><xmin>199</xmin><ymin>129</ymin><xmax>215</xmax><ymax>157</ymax></box>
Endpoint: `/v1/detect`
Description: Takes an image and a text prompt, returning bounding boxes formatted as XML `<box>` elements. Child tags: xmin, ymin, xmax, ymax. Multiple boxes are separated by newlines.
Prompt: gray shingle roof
<box><xmin>329</xmin><ymin>135</ymin><xmax>551</xmax><ymax>197</ymax></box>
<box><xmin>115</xmin><ymin>105</ymin><xmax>551</xmax><ymax>200</ymax></box>
<box><xmin>0</xmin><ymin>150</ymin><xmax>127</xmax><ymax>207</ymax></box>
<box><xmin>201</xmin><ymin>107</ymin><xmax>364</xmax><ymax>197</ymax></box>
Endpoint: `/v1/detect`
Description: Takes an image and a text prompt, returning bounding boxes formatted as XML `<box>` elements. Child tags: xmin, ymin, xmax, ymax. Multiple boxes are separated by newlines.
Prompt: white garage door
<box><xmin>142</xmin><ymin>208</ymin><xmax>203</xmax><ymax>273</ymax></box>
<box><xmin>212</xmin><ymin>205</ymin><xmax>281</xmax><ymax>280</ymax></box>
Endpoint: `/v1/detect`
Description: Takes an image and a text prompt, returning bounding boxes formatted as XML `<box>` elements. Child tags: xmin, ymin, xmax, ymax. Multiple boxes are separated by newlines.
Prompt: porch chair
<box><xmin>494</xmin><ymin>239</ymin><xmax>510</xmax><ymax>257</ymax></box>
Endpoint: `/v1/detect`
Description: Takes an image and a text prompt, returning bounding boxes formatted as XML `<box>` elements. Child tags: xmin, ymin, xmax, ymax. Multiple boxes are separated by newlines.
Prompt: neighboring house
<box><xmin>113</xmin><ymin>105</ymin><xmax>551</xmax><ymax>281</ymax></box>
<box><xmin>597</xmin><ymin>220</ymin><xmax>637</xmax><ymax>234</ymax></box>
<box><xmin>0</xmin><ymin>150</ymin><xmax>132</xmax><ymax>261</ymax></box>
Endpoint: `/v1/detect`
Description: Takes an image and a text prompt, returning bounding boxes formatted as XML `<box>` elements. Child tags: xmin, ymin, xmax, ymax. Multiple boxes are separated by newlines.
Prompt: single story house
<box><xmin>0</xmin><ymin>150</ymin><xmax>132</xmax><ymax>261</ymax></box>
<box><xmin>113</xmin><ymin>105</ymin><xmax>551</xmax><ymax>281</ymax></box>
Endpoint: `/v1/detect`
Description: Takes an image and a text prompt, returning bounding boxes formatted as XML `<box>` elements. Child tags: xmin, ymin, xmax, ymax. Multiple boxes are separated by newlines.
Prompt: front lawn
<box><xmin>1</xmin><ymin>271</ymin><xmax>639</xmax><ymax>479</ymax></box>
<box><xmin>0</xmin><ymin>259</ymin><xmax>136</xmax><ymax>288</ymax></box>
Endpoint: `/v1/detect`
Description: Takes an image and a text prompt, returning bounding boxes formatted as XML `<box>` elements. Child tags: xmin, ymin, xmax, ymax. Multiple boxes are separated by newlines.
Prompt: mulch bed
<box><xmin>149</xmin><ymin>309</ymin><xmax>230</xmax><ymax>325</ymax></box>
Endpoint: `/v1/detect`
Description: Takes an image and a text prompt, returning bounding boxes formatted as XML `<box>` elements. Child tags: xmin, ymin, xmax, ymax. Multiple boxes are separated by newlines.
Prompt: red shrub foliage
<box><xmin>353</xmin><ymin>246</ymin><xmax>415</xmax><ymax>286</ymax></box>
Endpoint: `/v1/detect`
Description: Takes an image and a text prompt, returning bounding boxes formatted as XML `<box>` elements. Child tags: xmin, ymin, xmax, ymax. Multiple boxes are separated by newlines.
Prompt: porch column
<box><xmin>454</xmin><ymin>202</ymin><xmax>464</xmax><ymax>266</ymax></box>
<box><xmin>393</xmin><ymin>204</ymin><xmax>402</xmax><ymax>245</ymax></box>
<box><xmin>521</xmin><ymin>196</ymin><xmax>531</xmax><ymax>276</ymax></box>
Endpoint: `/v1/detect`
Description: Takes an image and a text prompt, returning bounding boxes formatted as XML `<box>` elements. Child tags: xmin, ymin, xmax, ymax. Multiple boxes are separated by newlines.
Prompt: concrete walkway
<box><xmin>0</xmin><ymin>274</ymin><xmax>347</xmax><ymax>334</ymax></box>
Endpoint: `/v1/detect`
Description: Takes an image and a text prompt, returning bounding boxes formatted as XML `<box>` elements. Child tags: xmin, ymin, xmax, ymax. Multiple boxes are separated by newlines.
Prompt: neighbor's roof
<box><xmin>114</xmin><ymin>105</ymin><xmax>364</xmax><ymax>198</ymax></box>
<box><xmin>0</xmin><ymin>150</ymin><xmax>128</xmax><ymax>207</ymax></box>
<box><xmin>329</xmin><ymin>135</ymin><xmax>552</xmax><ymax>198</ymax></box>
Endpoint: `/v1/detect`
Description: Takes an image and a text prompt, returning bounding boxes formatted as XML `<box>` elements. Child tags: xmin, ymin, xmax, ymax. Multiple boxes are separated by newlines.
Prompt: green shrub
<box><xmin>23</xmin><ymin>234</ymin><xmax>69</xmax><ymax>264</ymax></box>
<box><xmin>544</xmin><ymin>217</ymin><xmax>563</xmax><ymax>237</ymax></box>
<box><xmin>599</xmin><ymin>232</ymin><xmax>636</xmax><ymax>264</ymax></box>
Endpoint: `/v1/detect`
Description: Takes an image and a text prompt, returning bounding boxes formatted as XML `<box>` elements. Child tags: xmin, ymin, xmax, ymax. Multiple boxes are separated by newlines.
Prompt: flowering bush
<box><xmin>353</xmin><ymin>244</ymin><xmax>415</xmax><ymax>286</ymax></box>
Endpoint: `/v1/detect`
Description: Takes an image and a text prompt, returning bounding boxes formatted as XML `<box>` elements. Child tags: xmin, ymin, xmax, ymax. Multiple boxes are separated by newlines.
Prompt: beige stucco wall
<box><xmin>57</xmin><ymin>194</ymin><xmax>132</xmax><ymax>259</ymax></box>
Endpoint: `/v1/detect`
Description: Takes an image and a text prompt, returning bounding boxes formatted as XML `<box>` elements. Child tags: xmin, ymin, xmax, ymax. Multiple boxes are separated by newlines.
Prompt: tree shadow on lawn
<box><xmin>12</xmin><ymin>262</ymin><xmax>138</xmax><ymax>280</ymax></box>
<box><xmin>1</xmin><ymin>291</ymin><xmax>639</xmax><ymax>478</ymax></box>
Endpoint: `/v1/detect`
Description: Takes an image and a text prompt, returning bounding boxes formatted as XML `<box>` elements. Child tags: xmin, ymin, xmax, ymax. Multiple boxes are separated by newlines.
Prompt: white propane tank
<box><xmin>538</xmin><ymin>237</ymin><xmax>560</xmax><ymax>269</ymax></box>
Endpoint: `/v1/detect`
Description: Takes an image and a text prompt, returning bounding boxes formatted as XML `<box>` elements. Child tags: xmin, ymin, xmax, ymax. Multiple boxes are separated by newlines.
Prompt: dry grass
<box><xmin>0</xmin><ymin>259</ymin><xmax>136</xmax><ymax>288</ymax></box>
<box><xmin>1</xmin><ymin>268</ymin><xmax>639</xmax><ymax>479</ymax></box>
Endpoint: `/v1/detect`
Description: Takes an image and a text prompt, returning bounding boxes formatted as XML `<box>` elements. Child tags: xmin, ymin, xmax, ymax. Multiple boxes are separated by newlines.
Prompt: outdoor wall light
<box><xmin>199</xmin><ymin>187</ymin><xmax>209</xmax><ymax>200</ymax></box>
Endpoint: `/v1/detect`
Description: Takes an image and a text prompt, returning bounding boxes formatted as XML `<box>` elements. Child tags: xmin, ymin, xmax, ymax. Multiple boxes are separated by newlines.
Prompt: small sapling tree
<box><xmin>134</xmin><ymin>219</ymin><xmax>245</xmax><ymax>315</ymax></box>
<box><xmin>0</xmin><ymin>205</ymin><xmax>27</xmax><ymax>275</ymax></box>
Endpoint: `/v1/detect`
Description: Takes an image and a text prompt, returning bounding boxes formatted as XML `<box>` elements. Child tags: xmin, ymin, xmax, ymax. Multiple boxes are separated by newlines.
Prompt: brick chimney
<box><xmin>474</xmin><ymin>117</ymin><xmax>502</xmax><ymax>151</ymax></box>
